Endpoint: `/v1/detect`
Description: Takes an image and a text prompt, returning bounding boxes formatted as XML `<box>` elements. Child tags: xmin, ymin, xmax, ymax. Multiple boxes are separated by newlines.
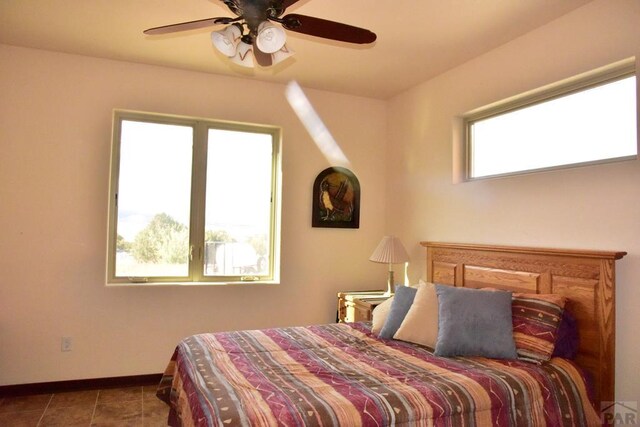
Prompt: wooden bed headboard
<box><xmin>421</xmin><ymin>241</ymin><xmax>626</xmax><ymax>404</ymax></box>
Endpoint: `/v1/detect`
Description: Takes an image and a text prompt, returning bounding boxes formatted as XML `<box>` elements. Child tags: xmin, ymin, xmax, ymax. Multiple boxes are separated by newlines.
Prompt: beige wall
<box><xmin>388</xmin><ymin>0</ymin><xmax>640</xmax><ymax>401</ymax></box>
<box><xmin>0</xmin><ymin>45</ymin><xmax>387</xmax><ymax>385</ymax></box>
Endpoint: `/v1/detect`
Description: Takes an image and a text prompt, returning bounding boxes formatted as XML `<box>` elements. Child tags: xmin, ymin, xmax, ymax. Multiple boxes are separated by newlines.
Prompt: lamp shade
<box><xmin>271</xmin><ymin>44</ymin><xmax>295</xmax><ymax>65</ymax></box>
<box><xmin>256</xmin><ymin>22</ymin><xmax>287</xmax><ymax>54</ymax></box>
<box><xmin>229</xmin><ymin>40</ymin><xmax>254</xmax><ymax>67</ymax></box>
<box><xmin>369</xmin><ymin>236</ymin><xmax>409</xmax><ymax>264</ymax></box>
<box><xmin>211</xmin><ymin>25</ymin><xmax>241</xmax><ymax>57</ymax></box>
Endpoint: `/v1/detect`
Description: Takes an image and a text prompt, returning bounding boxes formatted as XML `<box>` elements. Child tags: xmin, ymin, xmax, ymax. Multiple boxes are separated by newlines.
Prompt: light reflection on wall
<box><xmin>285</xmin><ymin>81</ymin><xmax>351</xmax><ymax>167</ymax></box>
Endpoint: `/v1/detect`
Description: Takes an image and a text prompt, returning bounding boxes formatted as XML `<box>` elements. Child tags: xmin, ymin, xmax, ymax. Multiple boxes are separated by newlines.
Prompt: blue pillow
<box><xmin>434</xmin><ymin>285</ymin><xmax>517</xmax><ymax>359</ymax></box>
<box><xmin>378</xmin><ymin>286</ymin><xmax>417</xmax><ymax>339</ymax></box>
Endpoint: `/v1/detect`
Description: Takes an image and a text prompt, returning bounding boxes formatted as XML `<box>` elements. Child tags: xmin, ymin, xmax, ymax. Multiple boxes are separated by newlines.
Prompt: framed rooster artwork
<box><xmin>312</xmin><ymin>167</ymin><xmax>360</xmax><ymax>228</ymax></box>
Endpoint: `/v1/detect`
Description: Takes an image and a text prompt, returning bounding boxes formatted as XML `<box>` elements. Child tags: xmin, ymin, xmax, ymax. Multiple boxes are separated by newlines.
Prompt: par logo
<box><xmin>601</xmin><ymin>401</ymin><xmax>638</xmax><ymax>426</ymax></box>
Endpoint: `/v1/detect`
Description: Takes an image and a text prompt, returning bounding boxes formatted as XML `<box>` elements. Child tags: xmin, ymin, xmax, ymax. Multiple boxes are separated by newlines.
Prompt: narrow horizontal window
<box><xmin>107</xmin><ymin>111</ymin><xmax>281</xmax><ymax>285</ymax></box>
<box><xmin>465</xmin><ymin>58</ymin><xmax>637</xmax><ymax>179</ymax></box>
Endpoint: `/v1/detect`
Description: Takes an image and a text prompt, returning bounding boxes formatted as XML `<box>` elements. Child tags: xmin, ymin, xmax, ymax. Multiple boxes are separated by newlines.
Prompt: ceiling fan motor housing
<box><xmin>223</xmin><ymin>0</ymin><xmax>286</xmax><ymax>35</ymax></box>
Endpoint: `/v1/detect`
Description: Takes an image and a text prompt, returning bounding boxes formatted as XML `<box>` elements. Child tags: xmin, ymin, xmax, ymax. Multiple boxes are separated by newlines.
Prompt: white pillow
<box><xmin>393</xmin><ymin>282</ymin><xmax>439</xmax><ymax>348</ymax></box>
<box><xmin>371</xmin><ymin>297</ymin><xmax>394</xmax><ymax>335</ymax></box>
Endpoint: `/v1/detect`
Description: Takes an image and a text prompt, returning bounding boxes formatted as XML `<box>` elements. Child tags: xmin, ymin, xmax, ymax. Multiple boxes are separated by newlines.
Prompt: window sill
<box><xmin>105</xmin><ymin>280</ymin><xmax>280</xmax><ymax>287</ymax></box>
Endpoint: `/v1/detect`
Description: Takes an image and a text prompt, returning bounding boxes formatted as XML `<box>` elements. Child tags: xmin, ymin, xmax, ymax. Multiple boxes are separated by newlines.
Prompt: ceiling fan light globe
<box><xmin>256</xmin><ymin>22</ymin><xmax>287</xmax><ymax>54</ymax></box>
<box><xmin>229</xmin><ymin>41</ymin><xmax>255</xmax><ymax>68</ymax></box>
<box><xmin>211</xmin><ymin>25</ymin><xmax>241</xmax><ymax>57</ymax></box>
<box><xmin>271</xmin><ymin>43</ymin><xmax>295</xmax><ymax>65</ymax></box>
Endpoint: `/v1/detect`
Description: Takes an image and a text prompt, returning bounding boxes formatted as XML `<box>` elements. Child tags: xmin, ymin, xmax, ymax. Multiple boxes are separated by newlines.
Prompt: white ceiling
<box><xmin>0</xmin><ymin>0</ymin><xmax>593</xmax><ymax>99</ymax></box>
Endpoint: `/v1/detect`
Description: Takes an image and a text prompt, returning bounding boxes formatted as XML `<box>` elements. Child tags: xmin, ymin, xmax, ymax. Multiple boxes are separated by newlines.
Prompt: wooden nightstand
<box><xmin>337</xmin><ymin>290</ymin><xmax>391</xmax><ymax>323</ymax></box>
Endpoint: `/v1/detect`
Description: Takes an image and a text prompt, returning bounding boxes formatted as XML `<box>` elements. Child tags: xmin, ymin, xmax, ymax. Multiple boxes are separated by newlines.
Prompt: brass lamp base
<box><xmin>384</xmin><ymin>270</ymin><xmax>395</xmax><ymax>296</ymax></box>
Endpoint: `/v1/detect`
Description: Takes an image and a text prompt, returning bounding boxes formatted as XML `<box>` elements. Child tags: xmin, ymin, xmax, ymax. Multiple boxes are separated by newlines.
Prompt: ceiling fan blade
<box><xmin>143</xmin><ymin>17</ymin><xmax>232</xmax><ymax>35</ymax></box>
<box><xmin>253</xmin><ymin>40</ymin><xmax>273</xmax><ymax>67</ymax></box>
<box><xmin>281</xmin><ymin>14</ymin><xmax>376</xmax><ymax>44</ymax></box>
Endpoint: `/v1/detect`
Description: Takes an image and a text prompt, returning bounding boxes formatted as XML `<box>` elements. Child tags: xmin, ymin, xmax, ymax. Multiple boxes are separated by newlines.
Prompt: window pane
<box><xmin>115</xmin><ymin>120</ymin><xmax>193</xmax><ymax>277</ymax></box>
<box><xmin>108</xmin><ymin>111</ymin><xmax>281</xmax><ymax>285</ymax></box>
<box><xmin>204</xmin><ymin>129</ymin><xmax>273</xmax><ymax>277</ymax></box>
<box><xmin>470</xmin><ymin>76</ymin><xmax>637</xmax><ymax>178</ymax></box>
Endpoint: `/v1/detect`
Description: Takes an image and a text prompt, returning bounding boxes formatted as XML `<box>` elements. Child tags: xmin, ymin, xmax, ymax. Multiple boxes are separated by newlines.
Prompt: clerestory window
<box><xmin>464</xmin><ymin>58</ymin><xmax>637</xmax><ymax>180</ymax></box>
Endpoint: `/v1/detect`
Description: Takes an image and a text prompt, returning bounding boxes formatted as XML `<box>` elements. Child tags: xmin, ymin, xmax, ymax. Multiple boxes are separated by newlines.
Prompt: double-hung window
<box><xmin>464</xmin><ymin>58</ymin><xmax>638</xmax><ymax>180</ymax></box>
<box><xmin>107</xmin><ymin>110</ymin><xmax>281</xmax><ymax>285</ymax></box>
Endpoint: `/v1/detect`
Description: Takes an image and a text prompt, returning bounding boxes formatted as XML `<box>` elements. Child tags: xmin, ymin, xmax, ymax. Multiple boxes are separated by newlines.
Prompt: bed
<box><xmin>157</xmin><ymin>242</ymin><xmax>626</xmax><ymax>426</ymax></box>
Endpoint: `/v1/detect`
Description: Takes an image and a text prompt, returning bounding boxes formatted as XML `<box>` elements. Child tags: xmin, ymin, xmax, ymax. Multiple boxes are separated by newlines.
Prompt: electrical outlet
<box><xmin>61</xmin><ymin>337</ymin><xmax>72</xmax><ymax>352</ymax></box>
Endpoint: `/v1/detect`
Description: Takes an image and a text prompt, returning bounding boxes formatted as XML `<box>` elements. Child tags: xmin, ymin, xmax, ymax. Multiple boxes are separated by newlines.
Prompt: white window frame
<box><xmin>106</xmin><ymin>110</ymin><xmax>282</xmax><ymax>286</ymax></box>
<box><xmin>463</xmin><ymin>58</ymin><xmax>638</xmax><ymax>180</ymax></box>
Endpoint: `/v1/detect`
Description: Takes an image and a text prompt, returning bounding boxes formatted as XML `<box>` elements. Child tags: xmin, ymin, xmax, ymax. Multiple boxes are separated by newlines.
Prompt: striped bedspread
<box><xmin>156</xmin><ymin>322</ymin><xmax>599</xmax><ymax>426</ymax></box>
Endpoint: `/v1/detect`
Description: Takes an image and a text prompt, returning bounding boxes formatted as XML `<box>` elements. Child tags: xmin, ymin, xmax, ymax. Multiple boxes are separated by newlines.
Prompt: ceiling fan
<box><xmin>143</xmin><ymin>0</ymin><xmax>377</xmax><ymax>68</ymax></box>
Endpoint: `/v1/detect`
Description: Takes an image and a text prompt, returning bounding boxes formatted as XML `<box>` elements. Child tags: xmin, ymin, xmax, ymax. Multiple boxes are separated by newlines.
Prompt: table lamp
<box><xmin>369</xmin><ymin>236</ymin><xmax>409</xmax><ymax>295</ymax></box>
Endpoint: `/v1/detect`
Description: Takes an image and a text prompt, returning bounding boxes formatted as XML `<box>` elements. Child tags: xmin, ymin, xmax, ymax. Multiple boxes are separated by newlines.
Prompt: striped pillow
<box><xmin>512</xmin><ymin>293</ymin><xmax>566</xmax><ymax>364</ymax></box>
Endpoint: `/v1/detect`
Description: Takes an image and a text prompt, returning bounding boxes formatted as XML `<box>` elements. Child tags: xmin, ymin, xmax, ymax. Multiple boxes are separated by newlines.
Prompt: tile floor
<box><xmin>0</xmin><ymin>385</ymin><xmax>169</xmax><ymax>426</ymax></box>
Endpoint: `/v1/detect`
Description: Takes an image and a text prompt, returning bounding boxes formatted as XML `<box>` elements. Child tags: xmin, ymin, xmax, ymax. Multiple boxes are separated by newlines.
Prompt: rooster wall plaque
<box><xmin>312</xmin><ymin>167</ymin><xmax>360</xmax><ymax>228</ymax></box>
